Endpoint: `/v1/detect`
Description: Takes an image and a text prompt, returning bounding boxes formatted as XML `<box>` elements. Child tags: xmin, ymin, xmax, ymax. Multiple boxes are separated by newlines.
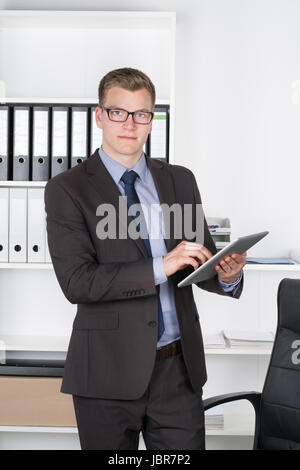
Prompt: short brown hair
<box><xmin>98</xmin><ymin>67</ymin><xmax>156</xmax><ymax>110</ymax></box>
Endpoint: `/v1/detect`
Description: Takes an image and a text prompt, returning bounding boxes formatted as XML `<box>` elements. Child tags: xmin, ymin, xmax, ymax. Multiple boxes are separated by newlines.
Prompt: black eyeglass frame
<box><xmin>102</xmin><ymin>107</ymin><xmax>154</xmax><ymax>125</ymax></box>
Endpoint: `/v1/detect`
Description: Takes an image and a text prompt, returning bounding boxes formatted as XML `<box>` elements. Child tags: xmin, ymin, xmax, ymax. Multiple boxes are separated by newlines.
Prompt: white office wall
<box><xmin>1</xmin><ymin>0</ymin><xmax>300</xmax><ymax>256</ymax></box>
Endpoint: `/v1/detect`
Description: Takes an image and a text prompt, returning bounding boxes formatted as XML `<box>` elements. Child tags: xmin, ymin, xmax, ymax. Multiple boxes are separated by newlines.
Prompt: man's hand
<box><xmin>163</xmin><ymin>241</ymin><xmax>214</xmax><ymax>277</ymax></box>
<box><xmin>215</xmin><ymin>252</ymin><xmax>247</xmax><ymax>284</ymax></box>
<box><xmin>162</xmin><ymin>241</ymin><xmax>247</xmax><ymax>283</ymax></box>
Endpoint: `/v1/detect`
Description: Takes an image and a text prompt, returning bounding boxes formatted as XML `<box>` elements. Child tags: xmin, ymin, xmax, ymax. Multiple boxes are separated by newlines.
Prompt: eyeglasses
<box><xmin>102</xmin><ymin>107</ymin><xmax>154</xmax><ymax>125</ymax></box>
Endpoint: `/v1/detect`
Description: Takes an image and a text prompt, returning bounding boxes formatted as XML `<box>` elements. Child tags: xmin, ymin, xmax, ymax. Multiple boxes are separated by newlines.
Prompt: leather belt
<box><xmin>156</xmin><ymin>340</ymin><xmax>182</xmax><ymax>360</ymax></box>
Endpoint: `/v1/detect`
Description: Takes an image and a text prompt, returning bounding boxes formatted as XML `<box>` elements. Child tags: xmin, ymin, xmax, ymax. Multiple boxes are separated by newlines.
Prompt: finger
<box><xmin>183</xmin><ymin>257</ymin><xmax>199</xmax><ymax>270</ymax></box>
<box><xmin>231</xmin><ymin>256</ymin><xmax>246</xmax><ymax>268</ymax></box>
<box><xmin>190</xmin><ymin>251</ymin><xmax>209</xmax><ymax>265</ymax></box>
<box><xmin>231</xmin><ymin>252</ymin><xmax>247</xmax><ymax>262</ymax></box>
<box><xmin>225</xmin><ymin>256</ymin><xmax>243</xmax><ymax>270</ymax></box>
<box><xmin>182</xmin><ymin>242</ymin><xmax>213</xmax><ymax>259</ymax></box>
<box><xmin>219</xmin><ymin>256</ymin><xmax>236</xmax><ymax>270</ymax></box>
<box><xmin>219</xmin><ymin>259</ymin><xmax>235</xmax><ymax>273</ymax></box>
<box><xmin>216</xmin><ymin>263</ymin><xmax>231</xmax><ymax>276</ymax></box>
<box><xmin>197</xmin><ymin>245</ymin><xmax>214</xmax><ymax>259</ymax></box>
<box><xmin>181</xmin><ymin>247</ymin><xmax>210</xmax><ymax>265</ymax></box>
<box><xmin>224</xmin><ymin>256</ymin><xmax>238</xmax><ymax>266</ymax></box>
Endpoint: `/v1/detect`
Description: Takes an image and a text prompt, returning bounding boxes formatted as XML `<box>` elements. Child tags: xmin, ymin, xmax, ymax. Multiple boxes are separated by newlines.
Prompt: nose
<box><xmin>123</xmin><ymin>113</ymin><xmax>136</xmax><ymax>128</ymax></box>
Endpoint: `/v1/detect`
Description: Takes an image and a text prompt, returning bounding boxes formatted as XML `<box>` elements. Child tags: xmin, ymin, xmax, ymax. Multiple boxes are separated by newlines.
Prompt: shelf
<box><xmin>0</xmin><ymin>263</ymin><xmax>52</xmax><ymax>269</ymax></box>
<box><xmin>204</xmin><ymin>347</ymin><xmax>272</xmax><ymax>355</ymax></box>
<box><xmin>0</xmin><ymin>181</ymin><xmax>47</xmax><ymax>188</ymax></box>
<box><xmin>244</xmin><ymin>262</ymin><xmax>300</xmax><ymax>271</ymax></box>
<box><xmin>0</xmin><ymin>414</ymin><xmax>255</xmax><ymax>437</ymax></box>
<box><xmin>0</xmin><ymin>334</ymin><xmax>272</xmax><ymax>355</ymax></box>
<box><xmin>0</xmin><ymin>261</ymin><xmax>300</xmax><ymax>272</ymax></box>
<box><xmin>1</xmin><ymin>98</ymin><xmax>170</xmax><ymax>105</ymax></box>
<box><xmin>0</xmin><ymin>10</ymin><xmax>175</xmax><ymax>30</ymax></box>
<box><xmin>0</xmin><ymin>335</ymin><xmax>69</xmax><ymax>352</ymax></box>
<box><xmin>0</xmin><ymin>426</ymin><xmax>77</xmax><ymax>434</ymax></box>
<box><xmin>1</xmin><ymin>98</ymin><xmax>98</xmax><ymax>105</ymax></box>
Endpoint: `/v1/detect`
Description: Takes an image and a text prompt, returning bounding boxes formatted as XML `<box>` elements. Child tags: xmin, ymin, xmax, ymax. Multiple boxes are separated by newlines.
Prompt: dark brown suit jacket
<box><xmin>44</xmin><ymin>150</ymin><xmax>243</xmax><ymax>399</ymax></box>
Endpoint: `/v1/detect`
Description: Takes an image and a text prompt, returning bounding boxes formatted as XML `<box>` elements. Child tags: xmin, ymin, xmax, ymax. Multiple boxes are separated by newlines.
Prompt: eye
<box><xmin>112</xmin><ymin>109</ymin><xmax>123</xmax><ymax>116</ymax></box>
<box><xmin>136</xmin><ymin>112</ymin><xmax>146</xmax><ymax>118</ymax></box>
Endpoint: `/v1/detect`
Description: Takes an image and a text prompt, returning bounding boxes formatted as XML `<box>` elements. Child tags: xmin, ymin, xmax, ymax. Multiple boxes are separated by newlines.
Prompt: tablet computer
<box><xmin>177</xmin><ymin>230</ymin><xmax>269</xmax><ymax>288</ymax></box>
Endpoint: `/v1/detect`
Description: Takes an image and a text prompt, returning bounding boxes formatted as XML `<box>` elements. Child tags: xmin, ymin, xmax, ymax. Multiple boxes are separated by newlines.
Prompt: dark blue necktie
<box><xmin>121</xmin><ymin>170</ymin><xmax>165</xmax><ymax>341</ymax></box>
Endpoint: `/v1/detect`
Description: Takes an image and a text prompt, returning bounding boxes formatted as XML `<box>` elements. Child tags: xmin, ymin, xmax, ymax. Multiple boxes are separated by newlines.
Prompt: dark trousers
<box><xmin>72</xmin><ymin>350</ymin><xmax>205</xmax><ymax>450</ymax></box>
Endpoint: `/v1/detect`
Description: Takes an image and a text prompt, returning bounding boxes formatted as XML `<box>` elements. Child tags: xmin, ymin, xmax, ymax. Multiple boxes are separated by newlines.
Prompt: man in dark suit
<box><xmin>44</xmin><ymin>67</ymin><xmax>246</xmax><ymax>450</ymax></box>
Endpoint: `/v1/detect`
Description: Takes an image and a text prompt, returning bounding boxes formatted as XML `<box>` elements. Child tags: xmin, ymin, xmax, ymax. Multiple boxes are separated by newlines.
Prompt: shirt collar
<box><xmin>98</xmin><ymin>146</ymin><xmax>148</xmax><ymax>186</ymax></box>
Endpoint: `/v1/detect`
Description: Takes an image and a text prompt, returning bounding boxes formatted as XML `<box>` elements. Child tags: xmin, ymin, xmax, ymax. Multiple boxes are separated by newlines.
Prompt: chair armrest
<box><xmin>204</xmin><ymin>391</ymin><xmax>261</xmax><ymax>413</ymax></box>
<box><xmin>203</xmin><ymin>392</ymin><xmax>262</xmax><ymax>449</ymax></box>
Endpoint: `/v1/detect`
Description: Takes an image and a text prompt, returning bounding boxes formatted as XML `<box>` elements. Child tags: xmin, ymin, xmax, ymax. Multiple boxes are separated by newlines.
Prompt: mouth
<box><xmin>118</xmin><ymin>136</ymin><xmax>137</xmax><ymax>140</ymax></box>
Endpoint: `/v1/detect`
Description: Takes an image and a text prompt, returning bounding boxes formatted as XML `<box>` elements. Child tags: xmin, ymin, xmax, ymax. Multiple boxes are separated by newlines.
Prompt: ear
<box><xmin>95</xmin><ymin>106</ymin><xmax>103</xmax><ymax>130</ymax></box>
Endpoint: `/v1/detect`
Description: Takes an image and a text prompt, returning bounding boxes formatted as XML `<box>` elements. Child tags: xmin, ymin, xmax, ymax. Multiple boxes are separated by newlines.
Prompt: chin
<box><xmin>118</xmin><ymin>144</ymin><xmax>141</xmax><ymax>154</ymax></box>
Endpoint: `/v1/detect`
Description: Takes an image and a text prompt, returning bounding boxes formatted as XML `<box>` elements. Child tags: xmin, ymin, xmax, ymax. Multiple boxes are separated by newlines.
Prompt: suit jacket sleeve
<box><xmin>190</xmin><ymin>172</ymin><xmax>243</xmax><ymax>299</ymax></box>
<box><xmin>44</xmin><ymin>179</ymin><xmax>157</xmax><ymax>304</ymax></box>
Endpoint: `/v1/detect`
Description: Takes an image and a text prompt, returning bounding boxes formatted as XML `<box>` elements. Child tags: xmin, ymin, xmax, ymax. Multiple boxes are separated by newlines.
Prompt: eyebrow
<box><xmin>105</xmin><ymin>106</ymin><xmax>152</xmax><ymax>113</ymax></box>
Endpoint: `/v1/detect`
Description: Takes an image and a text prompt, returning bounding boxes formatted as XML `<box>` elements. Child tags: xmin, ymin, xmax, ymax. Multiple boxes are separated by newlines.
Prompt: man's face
<box><xmin>95</xmin><ymin>86</ymin><xmax>153</xmax><ymax>161</ymax></box>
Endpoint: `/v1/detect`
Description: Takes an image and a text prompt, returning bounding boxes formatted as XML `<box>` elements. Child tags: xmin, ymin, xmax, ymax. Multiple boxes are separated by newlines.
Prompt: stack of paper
<box><xmin>203</xmin><ymin>333</ymin><xmax>226</xmax><ymax>349</ymax></box>
<box><xmin>205</xmin><ymin>405</ymin><xmax>224</xmax><ymax>430</ymax></box>
<box><xmin>246</xmin><ymin>257</ymin><xmax>294</xmax><ymax>264</ymax></box>
<box><xmin>222</xmin><ymin>329</ymin><xmax>274</xmax><ymax>348</ymax></box>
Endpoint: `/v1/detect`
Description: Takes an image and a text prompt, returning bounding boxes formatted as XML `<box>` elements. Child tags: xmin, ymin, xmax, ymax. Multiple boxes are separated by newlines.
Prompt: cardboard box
<box><xmin>0</xmin><ymin>376</ymin><xmax>76</xmax><ymax>426</ymax></box>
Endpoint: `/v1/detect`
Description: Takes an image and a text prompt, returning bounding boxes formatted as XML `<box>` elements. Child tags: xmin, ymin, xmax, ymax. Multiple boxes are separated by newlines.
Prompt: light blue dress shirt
<box><xmin>98</xmin><ymin>147</ymin><xmax>242</xmax><ymax>348</ymax></box>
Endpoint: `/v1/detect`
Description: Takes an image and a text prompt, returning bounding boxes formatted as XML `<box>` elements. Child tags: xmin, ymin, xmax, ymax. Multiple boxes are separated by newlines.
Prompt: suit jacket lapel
<box><xmin>86</xmin><ymin>150</ymin><xmax>177</xmax><ymax>257</ymax></box>
<box><xmin>145</xmin><ymin>155</ymin><xmax>177</xmax><ymax>253</ymax></box>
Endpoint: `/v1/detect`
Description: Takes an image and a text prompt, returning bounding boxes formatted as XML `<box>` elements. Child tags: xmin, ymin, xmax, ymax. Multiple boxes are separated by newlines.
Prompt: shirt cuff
<box><xmin>218</xmin><ymin>271</ymin><xmax>243</xmax><ymax>293</ymax></box>
<box><xmin>153</xmin><ymin>256</ymin><xmax>168</xmax><ymax>286</ymax></box>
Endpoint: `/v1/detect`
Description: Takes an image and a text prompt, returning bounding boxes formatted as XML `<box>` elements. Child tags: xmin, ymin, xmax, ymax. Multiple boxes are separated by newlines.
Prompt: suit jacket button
<box><xmin>148</xmin><ymin>321</ymin><xmax>157</xmax><ymax>327</ymax></box>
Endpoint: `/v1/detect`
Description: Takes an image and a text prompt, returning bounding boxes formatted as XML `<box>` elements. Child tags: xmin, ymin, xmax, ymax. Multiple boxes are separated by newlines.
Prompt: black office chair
<box><xmin>204</xmin><ymin>278</ymin><xmax>300</xmax><ymax>450</ymax></box>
